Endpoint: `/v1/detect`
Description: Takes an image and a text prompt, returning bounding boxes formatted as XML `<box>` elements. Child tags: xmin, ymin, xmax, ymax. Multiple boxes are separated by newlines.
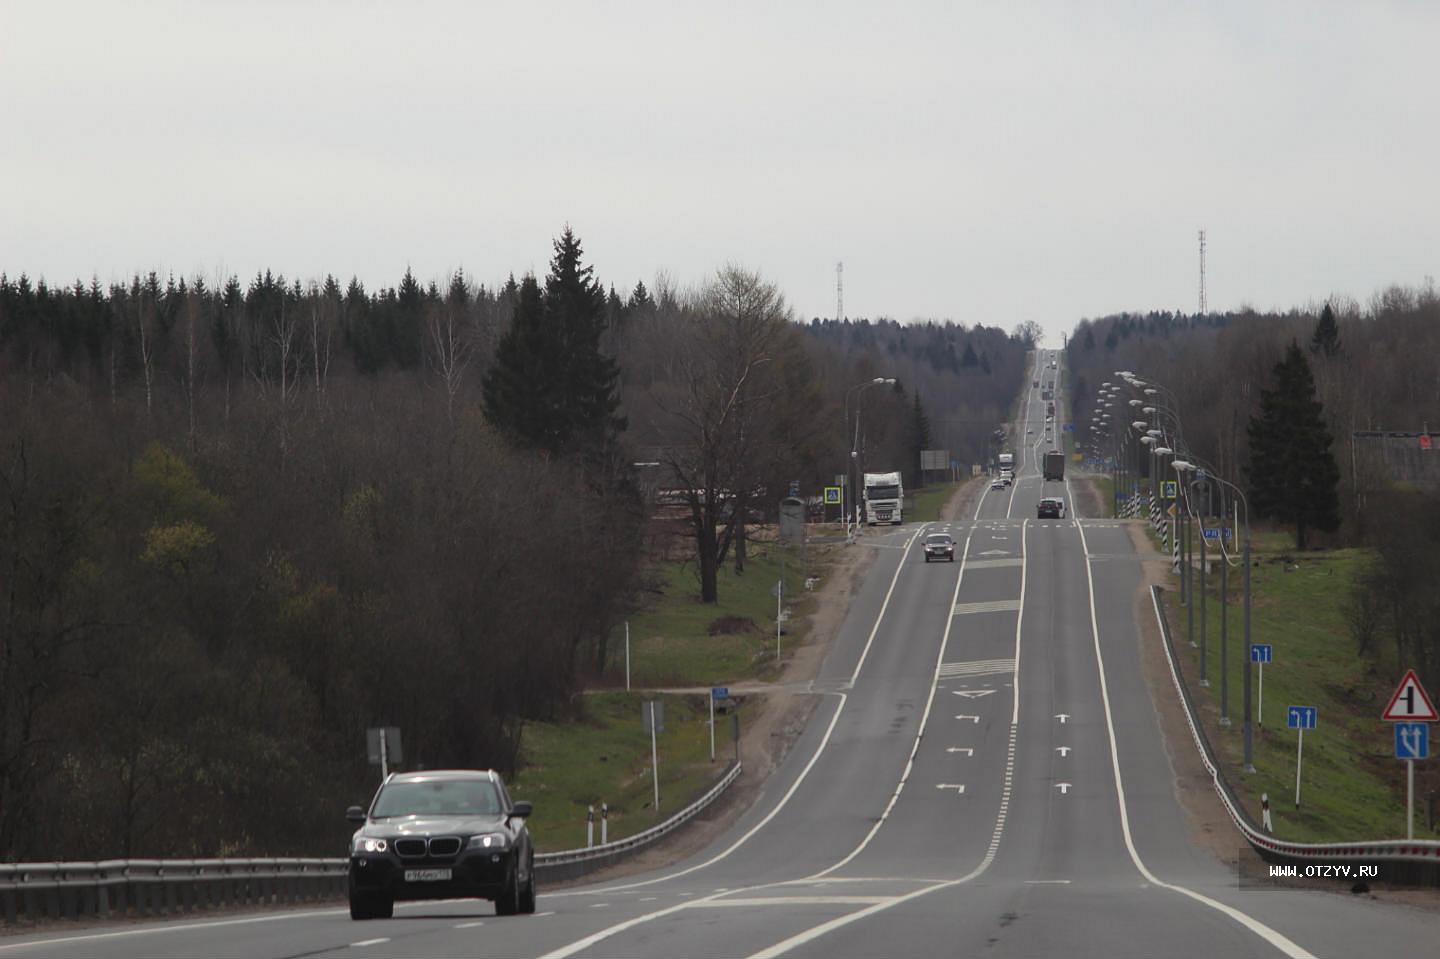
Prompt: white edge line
<box><xmin>0</xmin><ymin>908</ymin><xmax>350</xmax><ymax>951</ymax></box>
<box><xmin>1068</xmin><ymin>481</ymin><xmax>1316</xmax><ymax>959</ymax></box>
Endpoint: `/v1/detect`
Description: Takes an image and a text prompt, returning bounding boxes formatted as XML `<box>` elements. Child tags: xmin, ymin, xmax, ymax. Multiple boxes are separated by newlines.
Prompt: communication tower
<box><xmin>836</xmin><ymin>261</ymin><xmax>844</xmax><ymax>322</ymax></box>
<box><xmin>1198</xmin><ymin>229</ymin><xmax>1207</xmax><ymax>315</ymax></box>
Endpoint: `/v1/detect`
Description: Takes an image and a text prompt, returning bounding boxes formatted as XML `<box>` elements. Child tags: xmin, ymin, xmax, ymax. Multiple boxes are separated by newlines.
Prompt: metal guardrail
<box><xmin>1</xmin><ymin>760</ymin><xmax>743</xmax><ymax>923</ymax></box>
<box><xmin>1149</xmin><ymin>585</ymin><xmax>1440</xmax><ymax>883</ymax></box>
<box><xmin>535</xmin><ymin>760</ymin><xmax>742</xmax><ymax>883</ymax></box>
<box><xmin>0</xmin><ymin>858</ymin><xmax>346</xmax><ymax>923</ymax></box>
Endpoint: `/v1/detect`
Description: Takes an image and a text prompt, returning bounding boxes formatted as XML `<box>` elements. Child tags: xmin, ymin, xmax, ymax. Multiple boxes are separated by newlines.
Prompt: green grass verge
<box><xmin>510</xmin><ymin>691</ymin><xmax>731</xmax><ymax>852</ymax></box>
<box><xmin>1163</xmin><ymin>537</ymin><xmax>1429</xmax><ymax>842</ymax></box>
<box><xmin>510</xmin><ymin>539</ymin><xmax>835</xmax><ymax>851</ymax></box>
<box><xmin>611</xmin><ymin>542</ymin><xmax>819</xmax><ymax>688</ymax></box>
<box><xmin>907</xmin><ymin>482</ymin><xmax>959</xmax><ymax>524</ymax></box>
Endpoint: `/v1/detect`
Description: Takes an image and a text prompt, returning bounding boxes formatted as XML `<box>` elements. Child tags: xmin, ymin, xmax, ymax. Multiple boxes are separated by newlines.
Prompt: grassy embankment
<box><xmin>908</xmin><ymin>482</ymin><xmax>961</xmax><ymax>524</ymax></box>
<box><xmin>1158</xmin><ymin>528</ymin><xmax>1433</xmax><ymax>843</ymax></box>
<box><xmin>510</xmin><ymin>541</ymin><xmax>822</xmax><ymax>851</ymax></box>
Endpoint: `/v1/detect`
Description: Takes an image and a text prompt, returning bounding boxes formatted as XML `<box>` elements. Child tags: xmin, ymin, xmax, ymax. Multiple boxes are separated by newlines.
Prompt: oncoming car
<box><xmin>347</xmin><ymin>770</ymin><xmax>535</xmax><ymax>919</ymax></box>
<box><xmin>1036</xmin><ymin>497</ymin><xmax>1066</xmax><ymax>519</ymax></box>
<box><xmin>923</xmin><ymin>532</ymin><xmax>955</xmax><ymax>562</ymax></box>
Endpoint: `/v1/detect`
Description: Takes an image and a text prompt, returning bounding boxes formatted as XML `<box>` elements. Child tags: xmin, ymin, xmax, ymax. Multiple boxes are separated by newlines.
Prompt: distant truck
<box><xmin>997</xmin><ymin>451</ymin><xmax>1014</xmax><ymax>474</ymax></box>
<box><xmin>863</xmin><ymin>472</ymin><xmax>904</xmax><ymax>525</ymax></box>
<box><xmin>1043</xmin><ymin>450</ymin><xmax>1066</xmax><ymax>481</ymax></box>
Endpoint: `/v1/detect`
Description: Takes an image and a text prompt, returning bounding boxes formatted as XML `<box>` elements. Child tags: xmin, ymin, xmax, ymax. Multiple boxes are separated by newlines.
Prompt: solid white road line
<box><xmin>0</xmin><ymin>908</ymin><xmax>351</xmax><ymax>951</ymax></box>
<box><xmin>350</xmin><ymin>939</ymin><xmax>390</xmax><ymax>948</ymax></box>
<box><xmin>1068</xmin><ymin>482</ymin><xmax>1316</xmax><ymax>959</ymax></box>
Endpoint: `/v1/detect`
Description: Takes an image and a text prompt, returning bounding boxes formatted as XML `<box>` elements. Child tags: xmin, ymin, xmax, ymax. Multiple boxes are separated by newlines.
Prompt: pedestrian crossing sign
<box><xmin>824</xmin><ymin>486</ymin><xmax>842</xmax><ymax>505</ymax></box>
<box><xmin>1161</xmin><ymin>480</ymin><xmax>1178</xmax><ymax>499</ymax></box>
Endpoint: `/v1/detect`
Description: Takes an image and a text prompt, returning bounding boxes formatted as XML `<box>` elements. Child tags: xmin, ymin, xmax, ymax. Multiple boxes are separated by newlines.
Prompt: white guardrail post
<box><xmin>1</xmin><ymin>760</ymin><xmax>743</xmax><ymax>923</ymax></box>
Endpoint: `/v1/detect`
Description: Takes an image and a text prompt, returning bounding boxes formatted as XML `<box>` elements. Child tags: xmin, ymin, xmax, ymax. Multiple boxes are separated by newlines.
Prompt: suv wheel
<box><xmin>518</xmin><ymin>857</ymin><xmax>537</xmax><ymax>914</ymax></box>
<box><xmin>350</xmin><ymin>890</ymin><xmax>393</xmax><ymax>920</ymax></box>
<box><xmin>495</xmin><ymin>862</ymin><xmax>521</xmax><ymax>916</ymax></box>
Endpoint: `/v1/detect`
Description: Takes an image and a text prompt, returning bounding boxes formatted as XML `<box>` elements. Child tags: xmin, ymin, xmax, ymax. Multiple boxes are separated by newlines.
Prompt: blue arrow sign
<box><xmin>1203</xmin><ymin>527</ymin><xmax>1221</xmax><ymax>540</ymax></box>
<box><xmin>1250</xmin><ymin>644</ymin><xmax>1273</xmax><ymax>664</ymax></box>
<box><xmin>1287</xmin><ymin>706</ymin><xmax>1317</xmax><ymax>730</ymax></box>
<box><xmin>711</xmin><ymin>686</ymin><xmax>729</xmax><ymax>700</ymax></box>
<box><xmin>1394</xmin><ymin>722</ymin><xmax>1429</xmax><ymax>760</ymax></box>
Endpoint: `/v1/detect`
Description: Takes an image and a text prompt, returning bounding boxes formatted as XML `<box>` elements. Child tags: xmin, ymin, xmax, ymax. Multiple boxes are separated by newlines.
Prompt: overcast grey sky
<box><xmin>4</xmin><ymin>0</ymin><xmax>1437</xmax><ymax>343</ymax></box>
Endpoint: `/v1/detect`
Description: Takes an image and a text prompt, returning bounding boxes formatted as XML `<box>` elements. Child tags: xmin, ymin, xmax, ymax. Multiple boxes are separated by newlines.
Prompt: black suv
<box><xmin>923</xmin><ymin>533</ymin><xmax>956</xmax><ymax>562</ymax></box>
<box><xmin>347</xmin><ymin>770</ymin><xmax>536</xmax><ymax>919</ymax></box>
<box><xmin>1036</xmin><ymin>497</ymin><xmax>1066</xmax><ymax>519</ymax></box>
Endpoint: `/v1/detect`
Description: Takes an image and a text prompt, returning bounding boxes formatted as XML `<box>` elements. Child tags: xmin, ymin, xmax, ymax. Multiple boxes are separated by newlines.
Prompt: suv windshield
<box><xmin>371</xmin><ymin>780</ymin><xmax>502</xmax><ymax>818</ymax></box>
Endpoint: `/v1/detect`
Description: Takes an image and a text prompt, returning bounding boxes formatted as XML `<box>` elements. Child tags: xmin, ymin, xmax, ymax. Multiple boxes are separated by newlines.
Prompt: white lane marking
<box><xmin>1025</xmin><ymin>879</ymin><xmax>1072</xmax><ymax>884</ymax></box>
<box><xmin>746</xmin><ymin>725</ymin><xmax>1019</xmax><ymax>959</ymax></box>
<box><xmin>534</xmin><ymin>911</ymin><xmax>556</xmax><ymax>917</ymax></box>
<box><xmin>1055</xmin><ymin>783</ymin><xmax>1072</xmax><ymax>794</ymax></box>
<box><xmin>954</xmin><ymin>714</ymin><xmax>981</xmax><ymax>723</ymax></box>
<box><xmin>454</xmin><ymin>921</ymin><xmax>486</xmax><ymax>929</ymax></box>
<box><xmin>952</xmin><ymin>599</ymin><xmax>1022</xmax><ymax>615</ymax></box>
<box><xmin>1010</xmin><ymin>519</ymin><xmax>1029</xmax><ymax>724</ymax></box>
<box><xmin>936</xmin><ymin>784</ymin><xmax>966</xmax><ymax>794</ymax></box>
<box><xmin>351</xmin><ymin>939</ymin><xmax>390</xmax><ymax>948</ymax></box>
<box><xmin>953</xmin><ymin>689</ymin><xmax>996</xmax><ymax>699</ymax></box>
<box><xmin>1069</xmin><ymin>484</ymin><xmax>1317</xmax><ymax>959</ymax></box>
<box><xmin>546</xmin><ymin>526</ymin><xmax>927</xmax><ymax>902</ymax></box>
<box><xmin>589</xmin><ymin>902</ymin><xmax>610</xmax><ymax>908</ymax></box>
<box><xmin>937</xmin><ymin>658</ymin><xmax>1014</xmax><ymax>679</ymax></box>
<box><xmin>0</xmin><ymin>908</ymin><xmax>351</xmax><ymax>951</ymax></box>
<box><xmin>690</xmin><ymin>896</ymin><xmax>893</xmax><ymax>907</ymax></box>
<box><xmin>805</xmin><ymin>523</ymin><xmax>975</xmax><ymax>878</ymax></box>
<box><xmin>1056</xmin><ymin>746</ymin><xmax>1071</xmax><ymax>757</ymax></box>
<box><xmin>946</xmin><ymin>747</ymin><xmax>974</xmax><ymax>755</ymax></box>
<box><xmin>1055</xmin><ymin>713</ymin><xmax>1070</xmax><ymax>723</ymax></box>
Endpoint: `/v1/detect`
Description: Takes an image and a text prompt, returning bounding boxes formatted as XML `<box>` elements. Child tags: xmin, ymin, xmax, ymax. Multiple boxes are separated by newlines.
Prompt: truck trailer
<box><xmin>1043</xmin><ymin>450</ymin><xmax>1065</xmax><ymax>481</ymax></box>
<box><xmin>863</xmin><ymin>471</ymin><xmax>904</xmax><ymax>525</ymax></box>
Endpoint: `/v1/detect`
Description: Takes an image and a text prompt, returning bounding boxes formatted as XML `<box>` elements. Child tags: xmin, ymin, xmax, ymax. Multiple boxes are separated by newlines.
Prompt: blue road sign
<box><xmin>711</xmin><ymin>686</ymin><xmax>729</xmax><ymax>700</ymax></box>
<box><xmin>1161</xmin><ymin>480</ymin><xmax>1178</xmax><ymax>499</ymax></box>
<box><xmin>1251</xmin><ymin>644</ymin><xmax>1273</xmax><ymax>664</ymax></box>
<box><xmin>823</xmin><ymin>486</ymin><xmax>841</xmax><ymax>505</ymax></box>
<box><xmin>1394</xmin><ymin>722</ymin><xmax>1429</xmax><ymax>760</ymax></box>
<box><xmin>1222</xmin><ymin>527</ymin><xmax>1234</xmax><ymax>540</ymax></box>
<box><xmin>1203</xmin><ymin>527</ymin><xmax>1221</xmax><ymax>541</ymax></box>
<box><xmin>1063</xmin><ymin>423</ymin><xmax>1075</xmax><ymax>432</ymax></box>
<box><xmin>1287</xmin><ymin>706</ymin><xmax>1317</xmax><ymax>730</ymax></box>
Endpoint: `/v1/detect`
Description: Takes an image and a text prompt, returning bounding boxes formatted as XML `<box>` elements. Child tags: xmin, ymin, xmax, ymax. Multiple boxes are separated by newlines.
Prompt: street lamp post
<box><xmin>843</xmin><ymin>377</ymin><xmax>895</xmax><ymax>539</ymax></box>
<box><xmin>1204</xmin><ymin>471</ymin><xmax>1255</xmax><ymax>771</ymax></box>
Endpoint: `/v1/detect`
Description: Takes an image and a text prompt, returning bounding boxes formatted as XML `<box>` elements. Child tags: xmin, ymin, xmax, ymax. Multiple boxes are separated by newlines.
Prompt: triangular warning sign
<box><xmin>1381</xmin><ymin>669</ymin><xmax>1439</xmax><ymax>721</ymax></box>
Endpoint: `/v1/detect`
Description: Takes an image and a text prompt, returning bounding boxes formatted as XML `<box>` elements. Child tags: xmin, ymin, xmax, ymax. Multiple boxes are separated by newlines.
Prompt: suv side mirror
<box><xmin>346</xmin><ymin>805</ymin><xmax>367</xmax><ymax>824</ymax></box>
<box><xmin>509</xmin><ymin>801</ymin><xmax>532</xmax><ymax>819</ymax></box>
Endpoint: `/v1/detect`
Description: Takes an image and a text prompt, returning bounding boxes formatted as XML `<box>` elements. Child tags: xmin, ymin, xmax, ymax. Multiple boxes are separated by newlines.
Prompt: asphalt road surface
<box><xmin>4</xmin><ymin>351</ymin><xmax>1434</xmax><ymax>958</ymax></box>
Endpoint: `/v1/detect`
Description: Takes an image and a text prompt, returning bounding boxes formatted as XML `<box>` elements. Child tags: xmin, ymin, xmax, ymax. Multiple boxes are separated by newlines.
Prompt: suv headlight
<box><xmin>354</xmin><ymin>837</ymin><xmax>388</xmax><ymax>854</ymax></box>
<box><xmin>468</xmin><ymin>832</ymin><xmax>509</xmax><ymax>850</ymax></box>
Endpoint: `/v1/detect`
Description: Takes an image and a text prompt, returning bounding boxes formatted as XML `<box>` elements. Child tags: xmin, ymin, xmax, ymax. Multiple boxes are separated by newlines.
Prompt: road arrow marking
<box><xmin>1055</xmin><ymin>713</ymin><xmax>1070</xmax><ymax>724</ymax></box>
<box><xmin>953</xmin><ymin>689</ymin><xmax>996</xmax><ymax>699</ymax></box>
<box><xmin>946</xmin><ymin>747</ymin><xmax>974</xmax><ymax>755</ymax></box>
<box><xmin>1055</xmin><ymin>746</ymin><xmax>1071</xmax><ymax>757</ymax></box>
<box><xmin>955</xmin><ymin>715</ymin><xmax>981</xmax><ymax>723</ymax></box>
<box><xmin>936</xmin><ymin>784</ymin><xmax>966</xmax><ymax>794</ymax></box>
<box><xmin>977</xmin><ymin>549</ymin><xmax>1009</xmax><ymax>556</ymax></box>
<box><xmin>1055</xmin><ymin>783</ymin><xmax>1072</xmax><ymax>794</ymax></box>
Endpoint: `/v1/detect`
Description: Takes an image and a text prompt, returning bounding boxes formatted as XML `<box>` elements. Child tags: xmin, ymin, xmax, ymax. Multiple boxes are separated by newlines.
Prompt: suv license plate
<box><xmin>404</xmin><ymin>868</ymin><xmax>452</xmax><ymax>882</ymax></box>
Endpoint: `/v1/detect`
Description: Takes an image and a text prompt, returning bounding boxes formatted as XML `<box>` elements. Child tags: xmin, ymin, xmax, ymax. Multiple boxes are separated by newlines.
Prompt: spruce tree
<box><xmin>1311</xmin><ymin>302</ymin><xmax>1340</xmax><ymax>357</ymax></box>
<box><xmin>1244</xmin><ymin>340</ymin><xmax>1341</xmax><ymax>549</ymax></box>
<box><xmin>909</xmin><ymin>392</ymin><xmax>933</xmax><ymax>486</ymax></box>
<box><xmin>481</xmin><ymin>228</ymin><xmax>625</xmax><ymax>457</ymax></box>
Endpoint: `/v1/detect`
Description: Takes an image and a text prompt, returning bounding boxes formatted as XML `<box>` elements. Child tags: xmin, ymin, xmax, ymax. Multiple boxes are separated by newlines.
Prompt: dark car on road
<box><xmin>347</xmin><ymin>770</ymin><xmax>535</xmax><ymax>919</ymax></box>
<box><xmin>1036</xmin><ymin>497</ymin><xmax>1066</xmax><ymax>519</ymax></box>
<box><xmin>923</xmin><ymin>532</ymin><xmax>956</xmax><ymax>562</ymax></box>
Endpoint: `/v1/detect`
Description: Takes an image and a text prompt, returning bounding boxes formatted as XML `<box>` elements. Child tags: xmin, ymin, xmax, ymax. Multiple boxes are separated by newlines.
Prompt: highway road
<box><xmin>3</xmin><ymin>350</ymin><xmax>1434</xmax><ymax>957</ymax></box>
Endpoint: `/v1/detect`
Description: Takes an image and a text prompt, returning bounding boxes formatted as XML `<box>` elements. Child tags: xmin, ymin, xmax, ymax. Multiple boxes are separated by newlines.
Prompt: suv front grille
<box><xmin>427</xmin><ymin>837</ymin><xmax>461</xmax><ymax>857</ymax></box>
<box><xmin>394</xmin><ymin>838</ymin><xmax>427</xmax><ymax>858</ymax></box>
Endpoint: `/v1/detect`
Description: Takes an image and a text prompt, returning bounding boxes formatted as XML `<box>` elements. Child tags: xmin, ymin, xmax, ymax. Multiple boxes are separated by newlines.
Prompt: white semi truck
<box><xmin>863</xmin><ymin>471</ymin><xmax>904</xmax><ymax>525</ymax></box>
<box><xmin>997</xmin><ymin>452</ymin><xmax>1014</xmax><ymax>478</ymax></box>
